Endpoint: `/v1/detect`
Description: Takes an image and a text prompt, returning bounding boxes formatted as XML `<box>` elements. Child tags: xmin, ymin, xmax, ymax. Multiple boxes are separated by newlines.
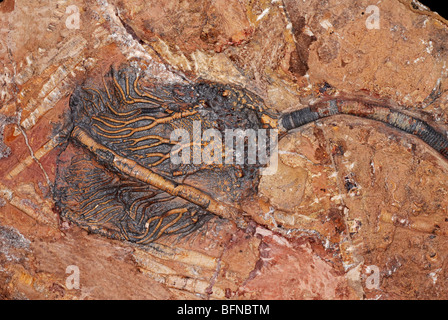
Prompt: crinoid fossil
<box><xmin>55</xmin><ymin>62</ymin><xmax>448</xmax><ymax>245</ymax></box>
<box><xmin>54</xmin><ymin>63</ymin><xmax>276</xmax><ymax>244</ymax></box>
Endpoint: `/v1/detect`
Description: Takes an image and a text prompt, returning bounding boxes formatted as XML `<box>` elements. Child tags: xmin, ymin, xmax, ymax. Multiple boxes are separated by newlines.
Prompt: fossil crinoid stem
<box><xmin>71</xmin><ymin>126</ymin><xmax>248</xmax><ymax>227</ymax></box>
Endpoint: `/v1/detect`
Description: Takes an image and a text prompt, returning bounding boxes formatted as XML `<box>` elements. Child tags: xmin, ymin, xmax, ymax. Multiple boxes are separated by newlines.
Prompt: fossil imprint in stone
<box><xmin>54</xmin><ymin>64</ymin><xmax>273</xmax><ymax>244</ymax></box>
<box><xmin>54</xmin><ymin>63</ymin><xmax>448</xmax><ymax>244</ymax></box>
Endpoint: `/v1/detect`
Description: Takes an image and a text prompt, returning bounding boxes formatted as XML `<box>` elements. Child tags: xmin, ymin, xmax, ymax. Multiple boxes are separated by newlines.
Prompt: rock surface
<box><xmin>1</xmin><ymin>0</ymin><xmax>448</xmax><ymax>300</ymax></box>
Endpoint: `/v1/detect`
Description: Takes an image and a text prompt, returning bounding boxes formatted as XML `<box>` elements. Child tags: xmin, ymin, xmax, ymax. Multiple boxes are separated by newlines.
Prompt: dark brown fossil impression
<box><xmin>54</xmin><ymin>63</ymin><xmax>275</xmax><ymax>244</ymax></box>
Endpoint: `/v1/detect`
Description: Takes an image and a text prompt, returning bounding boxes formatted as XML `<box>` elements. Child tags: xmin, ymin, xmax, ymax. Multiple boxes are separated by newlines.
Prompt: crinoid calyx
<box><xmin>54</xmin><ymin>63</ymin><xmax>276</xmax><ymax>244</ymax></box>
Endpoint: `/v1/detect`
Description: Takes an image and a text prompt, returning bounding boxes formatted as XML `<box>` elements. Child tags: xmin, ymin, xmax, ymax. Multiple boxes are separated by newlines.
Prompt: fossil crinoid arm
<box><xmin>70</xmin><ymin>126</ymin><xmax>247</xmax><ymax>227</ymax></box>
